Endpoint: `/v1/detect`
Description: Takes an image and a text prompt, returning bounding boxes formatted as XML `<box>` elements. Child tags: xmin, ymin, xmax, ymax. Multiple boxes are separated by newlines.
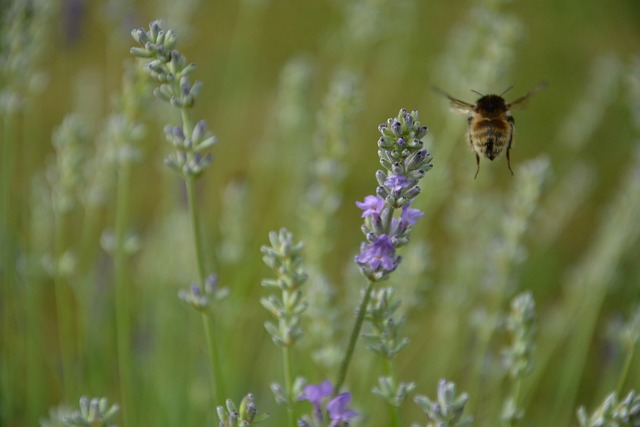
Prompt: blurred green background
<box><xmin>2</xmin><ymin>0</ymin><xmax>640</xmax><ymax>426</ymax></box>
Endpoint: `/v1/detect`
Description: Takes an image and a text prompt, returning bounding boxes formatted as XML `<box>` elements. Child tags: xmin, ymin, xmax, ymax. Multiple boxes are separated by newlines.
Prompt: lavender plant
<box><xmin>47</xmin><ymin>114</ymin><xmax>90</xmax><ymax>400</ymax></box>
<box><xmin>217</xmin><ymin>394</ymin><xmax>268</xmax><ymax>427</ymax></box>
<box><xmin>300</xmin><ymin>71</ymin><xmax>361</xmax><ymax>371</ymax></box>
<box><xmin>413</xmin><ymin>379</ymin><xmax>473</xmax><ymax>427</ymax></box>
<box><xmin>577</xmin><ymin>390</ymin><xmax>640</xmax><ymax>427</ymax></box>
<box><xmin>501</xmin><ymin>292</ymin><xmax>537</xmax><ymax>426</ymax></box>
<box><xmin>334</xmin><ymin>108</ymin><xmax>433</xmax><ymax>397</ymax></box>
<box><xmin>366</xmin><ymin>287</ymin><xmax>416</xmax><ymax>426</ymax></box>
<box><xmin>98</xmin><ymin>60</ymin><xmax>152</xmax><ymax>427</ymax></box>
<box><xmin>40</xmin><ymin>396</ymin><xmax>120</xmax><ymax>427</ymax></box>
<box><xmin>261</xmin><ymin>228</ymin><xmax>308</xmax><ymax>427</ymax></box>
<box><xmin>130</xmin><ymin>20</ymin><xmax>224</xmax><ymax>410</ymax></box>
<box><xmin>62</xmin><ymin>397</ymin><xmax>119</xmax><ymax>427</ymax></box>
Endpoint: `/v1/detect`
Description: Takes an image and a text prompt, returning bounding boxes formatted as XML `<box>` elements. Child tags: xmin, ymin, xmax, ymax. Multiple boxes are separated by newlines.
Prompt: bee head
<box><xmin>475</xmin><ymin>94</ymin><xmax>509</xmax><ymax>115</ymax></box>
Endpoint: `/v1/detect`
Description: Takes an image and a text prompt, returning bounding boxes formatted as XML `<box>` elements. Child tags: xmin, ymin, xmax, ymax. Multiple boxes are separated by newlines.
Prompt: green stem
<box><xmin>334</xmin><ymin>279</ymin><xmax>375</xmax><ymax>395</ymax></box>
<box><xmin>114</xmin><ymin>158</ymin><xmax>134</xmax><ymax>427</ymax></box>
<box><xmin>185</xmin><ymin>176</ymin><xmax>207</xmax><ymax>286</ymax></box>
<box><xmin>52</xmin><ymin>207</ymin><xmax>75</xmax><ymax>401</ymax></box>
<box><xmin>25</xmin><ymin>273</ymin><xmax>44</xmax><ymax>425</ymax></box>
<box><xmin>201</xmin><ymin>313</ymin><xmax>225</xmax><ymax>406</ymax></box>
<box><xmin>615</xmin><ymin>343</ymin><xmax>636</xmax><ymax>396</ymax></box>
<box><xmin>384</xmin><ymin>359</ymin><xmax>402</xmax><ymax>427</ymax></box>
<box><xmin>282</xmin><ymin>346</ymin><xmax>296</xmax><ymax>427</ymax></box>
<box><xmin>185</xmin><ymin>175</ymin><xmax>225</xmax><ymax>405</ymax></box>
<box><xmin>1</xmin><ymin>107</ymin><xmax>17</xmax><ymax>424</ymax></box>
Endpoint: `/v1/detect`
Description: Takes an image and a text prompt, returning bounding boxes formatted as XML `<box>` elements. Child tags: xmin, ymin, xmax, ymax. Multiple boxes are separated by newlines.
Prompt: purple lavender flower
<box><xmin>327</xmin><ymin>392</ymin><xmax>357</xmax><ymax>427</ymax></box>
<box><xmin>390</xmin><ymin>205</ymin><xmax>424</xmax><ymax>239</ymax></box>
<box><xmin>384</xmin><ymin>174</ymin><xmax>411</xmax><ymax>192</ymax></box>
<box><xmin>299</xmin><ymin>380</ymin><xmax>334</xmax><ymax>420</ymax></box>
<box><xmin>400</xmin><ymin>205</ymin><xmax>424</xmax><ymax>226</ymax></box>
<box><xmin>356</xmin><ymin>195</ymin><xmax>385</xmax><ymax>218</ymax></box>
<box><xmin>355</xmin><ymin>235</ymin><xmax>398</xmax><ymax>272</ymax></box>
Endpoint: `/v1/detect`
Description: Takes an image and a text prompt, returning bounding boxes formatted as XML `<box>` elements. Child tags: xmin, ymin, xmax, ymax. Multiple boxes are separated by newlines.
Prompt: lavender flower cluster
<box><xmin>130</xmin><ymin>21</ymin><xmax>217</xmax><ymax>178</ymax></box>
<box><xmin>298</xmin><ymin>380</ymin><xmax>357</xmax><ymax>427</ymax></box>
<box><xmin>355</xmin><ymin>109</ymin><xmax>433</xmax><ymax>281</ymax></box>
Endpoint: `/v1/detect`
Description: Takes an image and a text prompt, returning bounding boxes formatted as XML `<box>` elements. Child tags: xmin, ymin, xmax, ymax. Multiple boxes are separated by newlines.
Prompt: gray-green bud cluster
<box><xmin>217</xmin><ymin>394</ymin><xmax>269</xmax><ymax>427</ymax></box>
<box><xmin>178</xmin><ymin>274</ymin><xmax>229</xmax><ymax>312</ymax></box>
<box><xmin>260</xmin><ymin>228</ymin><xmax>308</xmax><ymax>348</ymax></box>
<box><xmin>363</xmin><ymin>287</ymin><xmax>410</xmax><ymax>359</ymax></box>
<box><xmin>413</xmin><ymin>380</ymin><xmax>473</xmax><ymax>427</ymax></box>
<box><xmin>577</xmin><ymin>390</ymin><xmax>640</xmax><ymax>427</ymax></box>
<box><xmin>373</xmin><ymin>376</ymin><xmax>416</xmax><ymax>408</ymax></box>
<box><xmin>132</xmin><ymin>38</ymin><xmax>198</xmax><ymax>104</ymax></box>
<box><xmin>376</xmin><ymin>108</ymin><xmax>432</xmax><ymax>208</ymax></box>
<box><xmin>130</xmin><ymin>21</ymin><xmax>216</xmax><ymax>179</ymax></box>
<box><xmin>164</xmin><ymin>120</ymin><xmax>217</xmax><ymax>177</ymax></box>
<box><xmin>503</xmin><ymin>291</ymin><xmax>537</xmax><ymax>379</ymax></box>
<box><xmin>63</xmin><ymin>396</ymin><xmax>119</xmax><ymax>426</ymax></box>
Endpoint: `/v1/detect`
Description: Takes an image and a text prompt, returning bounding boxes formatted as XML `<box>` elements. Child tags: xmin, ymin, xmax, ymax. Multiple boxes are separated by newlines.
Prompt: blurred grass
<box><xmin>2</xmin><ymin>0</ymin><xmax>640</xmax><ymax>426</ymax></box>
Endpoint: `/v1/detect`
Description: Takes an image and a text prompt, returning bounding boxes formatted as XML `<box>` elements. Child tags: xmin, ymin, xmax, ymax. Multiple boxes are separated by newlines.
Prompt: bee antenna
<box><xmin>500</xmin><ymin>86</ymin><xmax>514</xmax><ymax>96</ymax></box>
<box><xmin>470</xmin><ymin>89</ymin><xmax>484</xmax><ymax>97</ymax></box>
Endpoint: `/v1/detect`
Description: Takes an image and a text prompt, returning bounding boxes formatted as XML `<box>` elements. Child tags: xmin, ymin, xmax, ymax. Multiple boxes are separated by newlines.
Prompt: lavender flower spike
<box><xmin>355</xmin><ymin>108</ymin><xmax>432</xmax><ymax>281</ymax></box>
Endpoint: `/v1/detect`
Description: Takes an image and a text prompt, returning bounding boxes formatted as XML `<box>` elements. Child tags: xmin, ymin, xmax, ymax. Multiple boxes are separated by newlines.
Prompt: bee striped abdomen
<box><xmin>470</xmin><ymin>118</ymin><xmax>512</xmax><ymax>160</ymax></box>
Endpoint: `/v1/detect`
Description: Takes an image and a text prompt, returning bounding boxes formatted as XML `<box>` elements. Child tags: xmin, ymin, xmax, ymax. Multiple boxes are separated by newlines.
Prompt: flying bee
<box><xmin>434</xmin><ymin>83</ymin><xmax>546</xmax><ymax>179</ymax></box>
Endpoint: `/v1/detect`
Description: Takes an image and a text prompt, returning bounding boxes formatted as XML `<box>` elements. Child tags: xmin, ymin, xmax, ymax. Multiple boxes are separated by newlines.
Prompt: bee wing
<box><xmin>432</xmin><ymin>86</ymin><xmax>475</xmax><ymax>114</ymax></box>
<box><xmin>508</xmin><ymin>81</ymin><xmax>548</xmax><ymax>110</ymax></box>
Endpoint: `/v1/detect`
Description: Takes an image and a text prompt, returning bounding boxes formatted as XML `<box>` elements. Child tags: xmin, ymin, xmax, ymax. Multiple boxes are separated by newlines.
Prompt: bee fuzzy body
<box><xmin>468</xmin><ymin>115</ymin><xmax>514</xmax><ymax>161</ymax></box>
<box><xmin>434</xmin><ymin>84</ymin><xmax>545</xmax><ymax>179</ymax></box>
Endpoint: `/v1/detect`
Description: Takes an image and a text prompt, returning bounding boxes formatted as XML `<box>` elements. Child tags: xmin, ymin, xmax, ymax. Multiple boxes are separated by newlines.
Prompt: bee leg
<box><xmin>506</xmin><ymin>147</ymin><xmax>514</xmax><ymax>176</ymax></box>
<box><xmin>506</xmin><ymin>116</ymin><xmax>515</xmax><ymax>176</ymax></box>
<box><xmin>474</xmin><ymin>153</ymin><xmax>480</xmax><ymax>179</ymax></box>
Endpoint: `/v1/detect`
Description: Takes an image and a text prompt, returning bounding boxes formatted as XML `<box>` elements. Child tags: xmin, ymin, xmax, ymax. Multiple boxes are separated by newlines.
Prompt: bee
<box><xmin>434</xmin><ymin>83</ymin><xmax>546</xmax><ymax>179</ymax></box>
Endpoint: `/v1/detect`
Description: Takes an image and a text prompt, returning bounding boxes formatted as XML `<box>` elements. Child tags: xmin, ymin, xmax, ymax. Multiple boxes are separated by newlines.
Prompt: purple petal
<box><xmin>356</xmin><ymin>195</ymin><xmax>385</xmax><ymax>218</ymax></box>
<box><xmin>327</xmin><ymin>392</ymin><xmax>357</xmax><ymax>421</ymax></box>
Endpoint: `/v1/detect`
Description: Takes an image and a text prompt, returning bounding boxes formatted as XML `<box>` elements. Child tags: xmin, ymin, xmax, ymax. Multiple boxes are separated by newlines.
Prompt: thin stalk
<box><xmin>615</xmin><ymin>337</ymin><xmax>636</xmax><ymax>396</ymax></box>
<box><xmin>282</xmin><ymin>346</ymin><xmax>296</xmax><ymax>427</ymax></box>
<box><xmin>25</xmin><ymin>274</ymin><xmax>45</xmax><ymax>425</ymax></box>
<box><xmin>185</xmin><ymin>176</ymin><xmax>206</xmax><ymax>285</ymax></box>
<box><xmin>113</xmin><ymin>158</ymin><xmax>134</xmax><ymax>427</ymax></box>
<box><xmin>53</xmin><ymin>208</ymin><xmax>75</xmax><ymax>400</ymax></box>
<box><xmin>201</xmin><ymin>313</ymin><xmax>225</xmax><ymax>406</ymax></box>
<box><xmin>384</xmin><ymin>359</ymin><xmax>401</xmax><ymax>427</ymax></box>
<box><xmin>334</xmin><ymin>279</ymin><xmax>375</xmax><ymax>395</ymax></box>
<box><xmin>22</xmin><ymin>101</ymin><xmax>45</xmax><ymax>424</ymax></box>
<box><xmin>1</xmin><ymin>108</ymin><xmax>17</xmax><ymax>424</ymax></box>
<box><xmin>185</xmin><ymin>175</ymin><xmax>225</xmax><ymax>405</ymax></box>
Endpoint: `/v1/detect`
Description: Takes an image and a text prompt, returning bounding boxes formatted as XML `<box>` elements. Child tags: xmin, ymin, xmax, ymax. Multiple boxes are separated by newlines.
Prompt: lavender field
<box><xmin>1</xmin><ymin>0</ymin><xmax>640</xmax><ymax>426</ymax></box>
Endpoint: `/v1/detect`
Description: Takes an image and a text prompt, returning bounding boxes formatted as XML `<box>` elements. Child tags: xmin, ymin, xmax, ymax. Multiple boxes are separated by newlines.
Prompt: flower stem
<box><xmin>282</xmin><ymin>346</ymin><xmax>296</xmax><ymax>427</ymax></box>
<box><xmin>384</xmin><ymin>359</ymin><xmax>402</xmax><ymax>427</ymax></box>
<box><xmin>185</xmin><ymin>175</ymin><xmax>225</xmax><ymax>406</ymax></box>
<box><xmin>201</xmin><ymin>312</ymin><xmax>225</xmax><ymax>406</ymax></box>
<box><xmin>615</xmin><ymin>343</ymin><xmax>636</xmax><ymax>396</ymax></box>
<box><xmin>52</xmin><ymin>196</ymin><xmax>75</xmax><ymax>401</ymax></box>
<box><xmin>334</xmin><ymin>279</ymin><xmax>375</xmax><ymax>395</ymax></box>
<box><xmin>114</xmin><ymin>156</ymin><xmax>134</xmax><ymax>427</ymax></box>
<box><xmin>1</xmin><ymin>112</ymin><xmax>14</xmax><ymax>424</ymax></box>
<box><xmin>185</xmin><ymin>176</ymin><xmax>207</xmax><ymax>285</ymax></box>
